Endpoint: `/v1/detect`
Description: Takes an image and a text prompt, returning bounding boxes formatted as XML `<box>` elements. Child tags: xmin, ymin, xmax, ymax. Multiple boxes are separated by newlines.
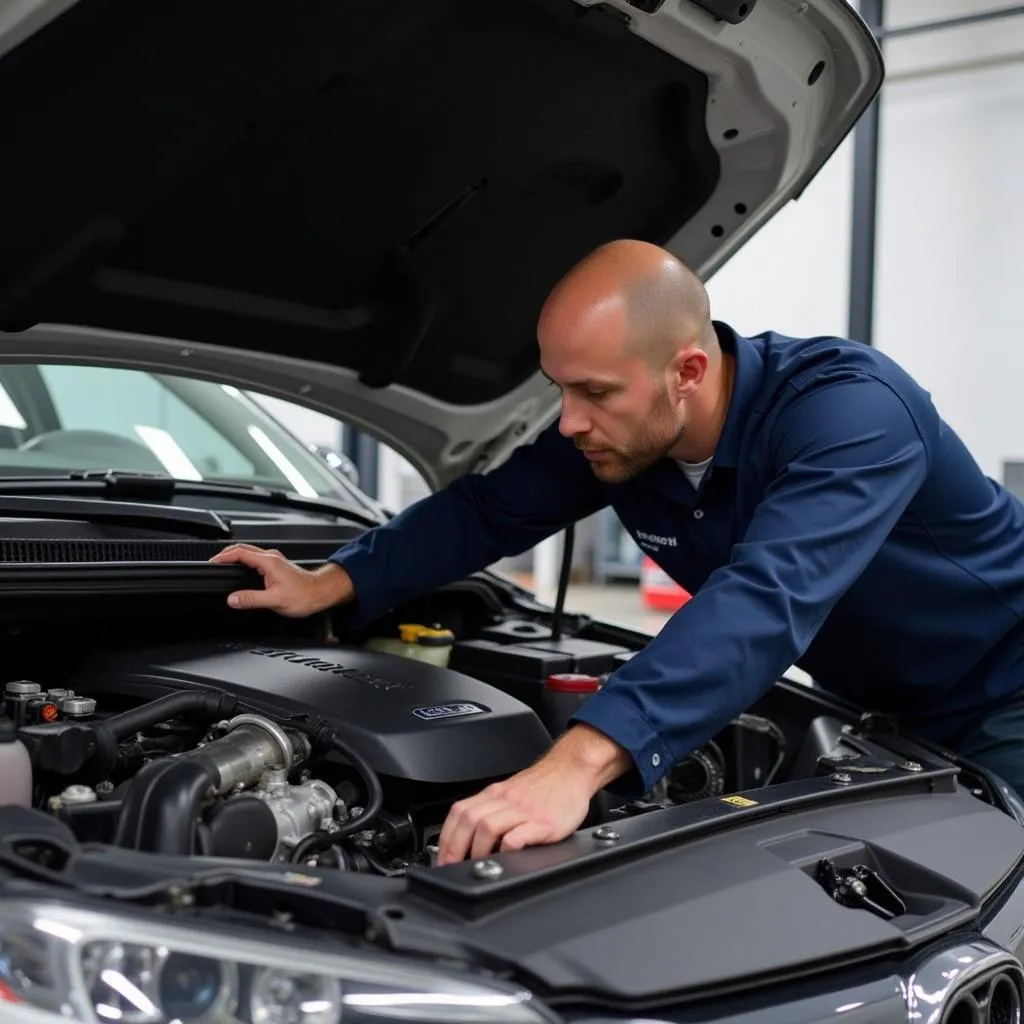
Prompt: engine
<box><xmin>3</xmin><ymin>637</ymin><xmax>788</xmax><ymax>874</ymax></box>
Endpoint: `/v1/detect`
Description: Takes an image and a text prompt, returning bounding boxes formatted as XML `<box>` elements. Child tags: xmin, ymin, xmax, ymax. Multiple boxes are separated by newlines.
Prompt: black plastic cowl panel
<box><xmin>393</xmin><ymin>790</ymin><xmax>1024</xmax><ymax>1003</ymax></box>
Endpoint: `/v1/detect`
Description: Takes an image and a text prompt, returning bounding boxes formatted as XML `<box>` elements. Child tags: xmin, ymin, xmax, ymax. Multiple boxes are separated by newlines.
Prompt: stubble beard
<box><xmin>577</xmin><ymin>388</ymin><xmax>684</xmax><ymax>484</ymax></box>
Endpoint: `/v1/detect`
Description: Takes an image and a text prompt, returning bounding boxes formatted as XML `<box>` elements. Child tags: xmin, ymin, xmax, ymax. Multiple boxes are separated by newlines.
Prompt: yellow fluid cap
<box><xmin>398</xmin><ymin>623</ymin><xmax>455</xmax><ymax>646</ymax></box>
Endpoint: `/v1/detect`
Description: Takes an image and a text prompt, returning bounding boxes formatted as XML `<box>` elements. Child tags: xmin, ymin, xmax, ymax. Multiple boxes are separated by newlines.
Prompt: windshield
<box><xmin>0</xmin><ymin>363</ymin><xmax>360</xmax><ymax>502</ymax></box>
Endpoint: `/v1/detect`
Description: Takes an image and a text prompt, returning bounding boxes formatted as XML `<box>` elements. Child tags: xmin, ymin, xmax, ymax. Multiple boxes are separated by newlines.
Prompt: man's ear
<box><xmin>669</xmin><ymin>346</ymin><xmax>709</xmax><ymax>399</ymax></box>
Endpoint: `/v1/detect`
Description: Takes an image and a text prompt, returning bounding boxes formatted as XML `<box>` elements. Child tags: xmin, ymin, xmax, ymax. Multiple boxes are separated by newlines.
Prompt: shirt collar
<box><xmin>710</xmin><ymin>321</ymin><xmax>764</xmax><ymax>469</ymax></box>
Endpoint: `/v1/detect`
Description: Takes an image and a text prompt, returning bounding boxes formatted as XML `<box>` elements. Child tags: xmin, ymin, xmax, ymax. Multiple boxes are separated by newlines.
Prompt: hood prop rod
<box><xmin>550</xmin><ymin>523</ymin><xmax>574</xmax><ymax>642</ymax></box>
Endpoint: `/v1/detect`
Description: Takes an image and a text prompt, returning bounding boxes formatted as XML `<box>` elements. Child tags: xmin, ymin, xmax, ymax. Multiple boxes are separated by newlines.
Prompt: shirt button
<box><xmin>693</xmin><ymin>509</ymin><xmax>704</xmax><ymax>520</ymax></box>
<box><xmin>652</xmin><ymin>753</ymin><xmax>661</xmax><ymax>767</ymax></box>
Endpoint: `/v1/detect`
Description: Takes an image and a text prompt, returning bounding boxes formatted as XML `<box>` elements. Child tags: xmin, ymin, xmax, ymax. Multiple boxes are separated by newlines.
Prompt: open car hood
<box><xmin>0</xmin><ymin>0</ymin><xmax>881</xmax><ymax>489</ymax></box>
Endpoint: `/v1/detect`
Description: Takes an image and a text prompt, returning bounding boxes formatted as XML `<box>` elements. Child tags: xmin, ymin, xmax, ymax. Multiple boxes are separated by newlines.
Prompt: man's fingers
<box><xmin>500</xmin><ymin>821</ymin><xmax>551</xmax><ymax>853</ymax></box>
<box><xmin>468</xmin><ymin>805</ymin><xmax>527</xmax><ymax>860</ymax></box>
<box><xmin>209</xmin><ymin>543</ymin><xmax>262</xmax><ymax>563</ymax></box>
<box><xmin>437</xmin><ymin>795</ymin><xmax>507</xmax><ymax>865</ymax></box>
<box><xmin>209</xmin><ymin>544</ymin><xmax>280</xmax><ymax>568</ymax></box>
<box><xmin>436</xmin><ymin>799</ymin><xmax>485</xmax><ymax>866</ymax></box>
<box><xmin>227</xmin><ymin>588</ymin><xmax>279</xmax><ymax>610</ymax></box>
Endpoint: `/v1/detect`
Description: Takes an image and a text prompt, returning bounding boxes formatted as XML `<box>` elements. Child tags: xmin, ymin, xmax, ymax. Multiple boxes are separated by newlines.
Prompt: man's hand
<box><xmin>209</xmin><ymin>544</ymin><xmax>354</xmax><ymax>618</ymax></box>
<box><xmin>436</xmin><ymin>723</ymin><xmax>632</xmax><ymax>865</ymax></box>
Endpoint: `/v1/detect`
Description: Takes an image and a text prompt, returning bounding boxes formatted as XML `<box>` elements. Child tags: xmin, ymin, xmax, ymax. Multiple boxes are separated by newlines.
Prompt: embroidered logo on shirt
<box><xmin>635</xmin><ymin>529</ymin><xmax>678</xmax><ymax>552</ymax></box>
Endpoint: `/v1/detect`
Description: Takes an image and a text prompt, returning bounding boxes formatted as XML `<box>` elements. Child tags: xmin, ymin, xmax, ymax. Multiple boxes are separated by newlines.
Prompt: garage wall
<box><xmin>709</xmin><ymin>1</ymin><xmax>1024</xmax><ymax>487</ymax></box>
<box><xmin>873</xmin><ymin>1</ymin><xmax>1024</xmax><ymax>482</ymax></box>
<box><xmin>704</xmin><ymin>135</ymin><xmax>854</xmax><ymax>341</ymax></box>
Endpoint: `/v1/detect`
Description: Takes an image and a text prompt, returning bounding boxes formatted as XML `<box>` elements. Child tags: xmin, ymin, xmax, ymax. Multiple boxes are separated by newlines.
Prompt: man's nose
<box><xmin>558</xmin><ymin>395</ymin><xmax>591</xmax><ymax>438</ymax></box>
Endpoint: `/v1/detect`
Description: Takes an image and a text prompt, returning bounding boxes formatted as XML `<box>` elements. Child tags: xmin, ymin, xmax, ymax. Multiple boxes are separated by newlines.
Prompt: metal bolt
<box><xmin>95</xmin><ymin>781</ymin><xmax>114</xmax><ymax>796</ymax></box>
<box><xmin>166</xmin><ymin>886</ymin><xmax>195</xmax><ymax>907</ymax></box>
<box><xmin>5</xmin><ymin>681</ymin><xmax>40</xmax><ymax>696</ymax></box>
<box><xmin>830</xmin><ymin>772</ymin><xmax>853</xmax><ymax>785</ymax></box>
<box><xmin>59</xmin><ymin>697</ymin><xmax>96</xmax><ymax>718</ymax></box>
<box><xmin>900</xmin><ymin>761</ymin><xmax>923</xmax><ymax>773</ymax></box>
<box><xmin>849</xmin><ymin>879</ymin><xmax>868</xmax><ymax>897</ymax></box>
<box><xmin>471</xmin><ymin>859</ymin><xmax>504</xmax><ymax>880</ymax></box>
<box><xmin>594</xmin><ymin>826</ymin><xmax>620</xmax><ymax>844</ymax></box>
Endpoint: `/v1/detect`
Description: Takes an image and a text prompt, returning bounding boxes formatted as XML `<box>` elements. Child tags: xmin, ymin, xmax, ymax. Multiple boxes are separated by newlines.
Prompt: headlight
<box><xmin>0</xmin><ymin>900</ymin><xmax>551</xmax><ymax>1024</ymax></box>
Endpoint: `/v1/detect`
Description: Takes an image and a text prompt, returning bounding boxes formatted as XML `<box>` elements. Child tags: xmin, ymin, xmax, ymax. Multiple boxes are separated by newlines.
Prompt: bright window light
<box><xmin>0</xmin><ymin>382</ymin><xmax>27</xmax><ymax>429</ymax></box>
<box><xmin>247</xmin><ymin>425</ymin><xmax>318</xmax><ymax>497</ymax></box>
<box><xmin>133</xmin><ymin>425</ymin><xmax>203</xmax><ymax>480</ymax></box>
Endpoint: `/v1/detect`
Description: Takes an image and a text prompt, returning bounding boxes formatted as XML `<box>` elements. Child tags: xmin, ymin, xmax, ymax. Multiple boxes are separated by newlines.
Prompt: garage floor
<box><xmin>529</xmin><ymin>580</ymin><xmax>673</xmax><ymax>635</ymax></box>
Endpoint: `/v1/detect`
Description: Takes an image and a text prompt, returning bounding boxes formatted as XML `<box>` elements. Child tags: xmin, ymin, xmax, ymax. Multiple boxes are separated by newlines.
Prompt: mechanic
<box><xmin>210</xmin><ymin>239</ymin><xmax>1024</xmax><ymax>866</ymax></box>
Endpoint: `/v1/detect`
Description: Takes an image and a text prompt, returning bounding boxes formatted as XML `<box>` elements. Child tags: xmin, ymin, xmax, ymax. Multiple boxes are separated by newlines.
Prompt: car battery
<box><xmin>517</xmin><ymin>637</ymin><xmax>629</xmax><ymax>676</ymax></box>
<box><xmin>450</xmin><ymin>640</ymin><xmax>575</xmax><ymax>714</ymax></box>
<box><xmin>450</xmin><ymin>635</ymin><xmax>631</xmax><ymax>717</ymax></box>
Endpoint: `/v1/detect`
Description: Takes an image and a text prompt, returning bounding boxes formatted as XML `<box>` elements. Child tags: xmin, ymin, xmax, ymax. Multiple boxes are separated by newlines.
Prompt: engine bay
<box><xmin>0</xmin><ymin>610</ymin><xmax>839</xmax><ymax>876</ymax></box>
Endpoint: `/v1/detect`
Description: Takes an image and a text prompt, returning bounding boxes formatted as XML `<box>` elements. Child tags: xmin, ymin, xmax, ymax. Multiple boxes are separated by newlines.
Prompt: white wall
<box><xmin>705</xmin><ymin>135</ymin><xmax>854</xmax><ymax>341</ymax></box>
<box><xmin>873</xmin><ymin>0</ymin><xmax>1024</xmax><ymax>481</ymax></box>
<box><xmin>710</xmin><ymin>1</ymin><xmax>1024</xmax><ymax>486</ymax></box>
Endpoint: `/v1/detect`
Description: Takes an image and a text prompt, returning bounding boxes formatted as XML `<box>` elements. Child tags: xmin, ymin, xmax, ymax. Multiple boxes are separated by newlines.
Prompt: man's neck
<box><xmin>668</xmin><ymin>352</ymin><xmax>736</xmax><ymax>463</ymax></box>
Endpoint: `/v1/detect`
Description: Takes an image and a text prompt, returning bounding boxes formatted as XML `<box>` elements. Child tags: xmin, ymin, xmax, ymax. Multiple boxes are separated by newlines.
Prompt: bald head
<box><xmin>538</xmin><ymin>239</ymin><xmax>714</xmax><ymax>370</ymax></box>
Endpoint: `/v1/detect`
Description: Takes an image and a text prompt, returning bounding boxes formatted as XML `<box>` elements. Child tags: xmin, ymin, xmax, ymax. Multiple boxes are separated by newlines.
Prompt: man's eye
<box><xmin>586</xmin><ymin>389</ymin><xmax>607</xmax><ymax>399</ymax></box>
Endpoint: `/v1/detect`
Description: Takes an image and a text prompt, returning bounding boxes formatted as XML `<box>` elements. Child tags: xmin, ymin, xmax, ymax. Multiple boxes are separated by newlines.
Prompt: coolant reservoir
<box><xmin>364</xmin><ymin>623</ymin><xmax>455</xmax><ymax>668</ymax></box>
<box><xmin>0</xmin><ymin>714</ymin><xmax>32</xmax><ymax>807</ymax></box>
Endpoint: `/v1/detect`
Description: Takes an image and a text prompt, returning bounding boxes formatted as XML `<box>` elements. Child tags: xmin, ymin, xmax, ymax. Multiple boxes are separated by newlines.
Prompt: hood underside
<box><xmin>0</xmin><ymin>0</ymin><xmax>881</xmax><ymax>487</ymax></box>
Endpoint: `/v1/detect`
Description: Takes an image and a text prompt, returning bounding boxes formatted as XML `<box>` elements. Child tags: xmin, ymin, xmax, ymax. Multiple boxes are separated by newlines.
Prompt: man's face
<box><xmin>541</xmin><ymin>340</ymin><xmax>686</xmax><ymax>485</ymax></box>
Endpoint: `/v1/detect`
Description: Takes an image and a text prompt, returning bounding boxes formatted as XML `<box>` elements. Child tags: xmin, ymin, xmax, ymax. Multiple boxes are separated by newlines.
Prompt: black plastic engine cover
<box><xmin>71</xmin><ymin>641</ymin><xmax>552</xmax><ymax>784</ymax></box>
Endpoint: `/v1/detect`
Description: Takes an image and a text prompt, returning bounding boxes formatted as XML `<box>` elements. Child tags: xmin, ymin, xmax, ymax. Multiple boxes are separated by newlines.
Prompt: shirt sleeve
<box><xmin>328</xmin><ymin>421</ymin><xmax>610</xmax><ymax>625</ymax></box>
<box><xmin>570</xmin><ymin>376</ymin><xmax>932</xmax><ymax>797</ymax></box>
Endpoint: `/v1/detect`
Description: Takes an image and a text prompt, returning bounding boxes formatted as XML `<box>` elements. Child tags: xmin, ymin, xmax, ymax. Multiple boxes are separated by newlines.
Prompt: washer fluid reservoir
<box><xmin>364</xmin><ymin>623</ymin><xmax>455</xmax><ymax>668</ymax></box>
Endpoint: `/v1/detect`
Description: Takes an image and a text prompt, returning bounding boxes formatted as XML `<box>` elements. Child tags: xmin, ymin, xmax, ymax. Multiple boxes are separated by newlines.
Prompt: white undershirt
<box><xmin>675</xmin><ymin>455</ymin><xmax>712</xmax><ymax>491</ymax></box>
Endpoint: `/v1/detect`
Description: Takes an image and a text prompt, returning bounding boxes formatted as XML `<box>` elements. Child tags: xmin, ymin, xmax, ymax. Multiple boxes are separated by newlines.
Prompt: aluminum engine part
<box><xmin>250</xmin><ymin>768</ymin><xmax>339</xmax><ymax>856</ymax></box>
<box><xmin>186</xmin><ymin>714</ymin><xmax>312</xmax><ymax>795</ymax></box>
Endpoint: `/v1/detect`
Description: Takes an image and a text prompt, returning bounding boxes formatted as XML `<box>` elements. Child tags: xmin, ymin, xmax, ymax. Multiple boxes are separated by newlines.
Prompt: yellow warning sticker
<box><xmin>721</xmin><ymin>795</ymin><xmax>758</xmax><ymax>808</ymax></box>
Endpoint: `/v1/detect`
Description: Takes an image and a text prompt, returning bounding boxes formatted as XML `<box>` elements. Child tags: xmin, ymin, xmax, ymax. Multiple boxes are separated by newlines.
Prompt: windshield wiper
<box><xmin>0</xmin><ymin>471</ymin><xmax>382</xmax><ymax>528</ymax></box>
<box><xmin>0</xmin><ymin>494</ymin><xmax>232</xmax><ymax>540</ymax></box>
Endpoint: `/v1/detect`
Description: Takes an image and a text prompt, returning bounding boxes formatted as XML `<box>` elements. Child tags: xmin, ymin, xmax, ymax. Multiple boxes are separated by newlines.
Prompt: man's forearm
<box><xmin>328</xmin><ymin>487</ymin><xmax>516</xmax><ymax>625</ymax></box>
<box><xmin>328</xmin><ymin>425</ymin><xmax>611</xmax><ymax>626</ymax></box>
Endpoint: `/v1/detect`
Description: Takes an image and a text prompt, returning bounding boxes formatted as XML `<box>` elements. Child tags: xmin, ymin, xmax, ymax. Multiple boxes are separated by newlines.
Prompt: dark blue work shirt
<box><xmin>331</xmin><ymin>322</ymin><xmax>1024</xmax><ymax>795</ymax></box>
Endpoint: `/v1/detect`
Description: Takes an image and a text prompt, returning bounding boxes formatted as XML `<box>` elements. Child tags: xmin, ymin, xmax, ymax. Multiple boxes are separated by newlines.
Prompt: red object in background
<box><xmin>640</xmin><ymin>556</ymin><xmax>691</xmax><ymax>611</ymax></box>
